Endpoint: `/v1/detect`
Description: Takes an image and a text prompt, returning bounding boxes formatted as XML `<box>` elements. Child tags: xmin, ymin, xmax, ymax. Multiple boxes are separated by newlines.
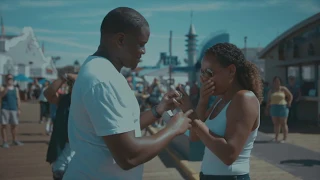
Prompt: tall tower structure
<box><xmin>0</xmin><ymin>15</ymin><xmax>5</xmax><ymax>39</ymax></box>
<box><xmin>185</xmin><ymin>11</ymin><xmax>197</xmax><ymax>84</ymax></box>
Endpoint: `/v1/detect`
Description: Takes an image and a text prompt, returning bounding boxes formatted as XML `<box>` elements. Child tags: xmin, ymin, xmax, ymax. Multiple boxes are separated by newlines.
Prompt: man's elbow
<box><xmin>116</xmin><ymin>158</ymin><xmax>138</xmax><ymax>171</ymax></box>
<box><xmin>118</xmin><ymin>162</ymin><xmax>134</xmax><ymax>171</ymax></box>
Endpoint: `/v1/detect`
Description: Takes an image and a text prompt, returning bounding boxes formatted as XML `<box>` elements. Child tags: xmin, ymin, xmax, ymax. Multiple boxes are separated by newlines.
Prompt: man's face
<box><xmin>6</xmin><ymin>75</ymin><xmax>13</xmax><ymax>85</ymax></box>
<box><xmin>289</xmin><ymin>77</ymin><xmax>295</xmax><ymax>86</ymax></box>
<box><xmin>117</xmin><ymin>26</ymin><xmax>150</xmax><ymax>69</ymax></box>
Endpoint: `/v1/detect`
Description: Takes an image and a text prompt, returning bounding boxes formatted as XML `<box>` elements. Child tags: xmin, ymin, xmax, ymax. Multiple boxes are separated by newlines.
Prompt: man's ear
<box><xmin>115</xmin><ymin>33</ymin><xmax>125</xmax><ymax>48</ymax></box>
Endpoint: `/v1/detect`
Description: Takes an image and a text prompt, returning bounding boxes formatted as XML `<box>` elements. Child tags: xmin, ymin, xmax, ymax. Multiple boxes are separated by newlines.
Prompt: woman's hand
<box><xmin>199</xmin><ymin>76</ymin><xmax>215</xmax><ymax>104</ymax></box>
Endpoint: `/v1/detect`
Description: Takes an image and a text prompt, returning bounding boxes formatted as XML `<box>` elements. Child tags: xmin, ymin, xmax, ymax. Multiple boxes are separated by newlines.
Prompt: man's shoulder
<box><xmin>82</xmin><ymin>56</ymin><xmax>123</xmax><ymax>83</ymax></box>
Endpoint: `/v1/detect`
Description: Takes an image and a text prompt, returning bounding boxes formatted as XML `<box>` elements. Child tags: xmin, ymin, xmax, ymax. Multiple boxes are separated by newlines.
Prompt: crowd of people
<box><xmin>0</xmin><ymin>7</ymin><xmax>303</xmax><ymax>180</ymax></box>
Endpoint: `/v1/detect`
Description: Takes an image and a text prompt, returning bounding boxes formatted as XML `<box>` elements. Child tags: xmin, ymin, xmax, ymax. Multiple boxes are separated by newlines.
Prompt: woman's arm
<box><xmin>44</xmin><ymin>77</ymin><xmax>66</xmax><ymax>105</ymax></box>
<box><xmin>282</xmin><ymin>86</ymin><xmax>293</xmax><ymax>106</ymax></box>
<box><xmin>193</xmin><ymin>91</ymin><xmax>258</xmax><ymax>165</ymax></box>
<box><xmin>189</xmin><ymin>97</ymin><xmax>221</xmax><ymax>142</ymax></box>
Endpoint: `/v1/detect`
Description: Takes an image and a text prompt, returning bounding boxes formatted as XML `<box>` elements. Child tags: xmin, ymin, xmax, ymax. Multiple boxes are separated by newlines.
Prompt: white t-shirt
<box><xmin>63</xmin><ymin>56</ymin><xmax>143</xmax><ymax>180</ymax></box>
<box><xmin>38</xmin><ymin>87</ymin><xmax>48</xmax><ymax>102</ymax></box>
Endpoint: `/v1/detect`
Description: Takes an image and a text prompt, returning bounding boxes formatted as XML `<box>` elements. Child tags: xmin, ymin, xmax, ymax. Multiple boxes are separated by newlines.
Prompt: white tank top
<box><xmin>201</xmin><ymin>98</ymin><xmax>260</xmax><ymax>175</ymax></box>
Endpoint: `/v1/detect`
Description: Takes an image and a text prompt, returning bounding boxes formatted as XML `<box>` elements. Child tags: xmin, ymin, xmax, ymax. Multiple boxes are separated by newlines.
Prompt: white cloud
<box><xmin>139</xmin><ymin>1</ymin><xmax>285</xmax><ymax>12</ymax></box>
<box><xmin>0</xmin><ymin>4</ymin><xmax>16</xmax><ymax>11</ymax></box>
<box><xmin>142</xmin><ymin>11</ymin><xmax>153</xmax><ymax>18</ymax></box>
<box><xmin>6</xmin><ymin>26</ymin><xmax>99</xmax><ymax>35</ymax></box>
<box><xmin>5</xmin><ymin>26</ymin><xmax>22</xmax><ymax>34</ymax></box>
<box><xmin>36</xmin><ymin>36</ymin><xmax>96</xmax><ymax>51</ymax></box>
<box><xmin>0</xmin><ymin>0</ymin><xmax>90</xmax><ymax>11</ymax></box>
<box><xmin>19</xmin><ymin>0</ymin><xmax>67</xmax><ymax>7</ymax></box>
<box><xmin>79</xmin><ymin>19</ymin><xmax>102</xmax><ymax>25</ymax></box>
<box><xmin>296</xmin><ymin>0</ymin><xmax>320</xmax><ymax>14</ymax></box>
<box><xmin>42</xmin><ymin>9</ymin><xmax>109</xmax><ymax>19</ymax></box>
<box><xmin>43</xmin><ymin>1</ymin><xmax>284</xmax><ymax>19</ymax></box>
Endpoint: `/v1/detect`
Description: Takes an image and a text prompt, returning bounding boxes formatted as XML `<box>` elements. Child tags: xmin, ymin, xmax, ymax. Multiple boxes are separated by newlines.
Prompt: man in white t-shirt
<box><xmin>63</xmin><ymin>7</ymin><xmax>193</xmax><ymax>180</ymax></box>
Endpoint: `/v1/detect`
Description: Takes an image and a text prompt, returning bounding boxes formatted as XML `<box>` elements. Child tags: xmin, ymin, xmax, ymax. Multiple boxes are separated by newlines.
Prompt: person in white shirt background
<box><xmin>38</xmin><ymin>81</ymin><xmax>52</xmax><ymax>135</ymax></box>
<box><xmin>63</xmin><ymin>7</ymin><xmax>193</xmax><ymax>180</ymax></box>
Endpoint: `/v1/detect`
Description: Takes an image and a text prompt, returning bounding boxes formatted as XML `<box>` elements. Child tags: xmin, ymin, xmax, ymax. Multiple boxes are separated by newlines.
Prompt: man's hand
<box><xmin>172</xmin><ymin>85</ymin><xmax>193</xmax><ymax>112</ymax></box>
<box><xmin>17</xmin><ymin>109</ymin><xmax>21</xmax><ymax>117</ymax></box>
<box><xmin>166</xmin><ymin>109</ymin><xmax>193</xmax><ymax>135</ymax></box>
<box><xmin>156</xmin><ymin>90</ymin><xmax>182</xmax><ymax>114</ymax></box>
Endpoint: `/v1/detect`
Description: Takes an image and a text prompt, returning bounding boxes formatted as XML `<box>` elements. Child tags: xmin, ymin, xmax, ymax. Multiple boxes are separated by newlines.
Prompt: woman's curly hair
<box><xmin>205</xmin><ymin>43</ymin><xmax>263</xmax><ymax>102</ymax></box>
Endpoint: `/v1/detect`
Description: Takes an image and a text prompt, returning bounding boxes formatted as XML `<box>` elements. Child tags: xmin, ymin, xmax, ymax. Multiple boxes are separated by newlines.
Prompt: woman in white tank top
<box><xmin>175</xmin><ymin>43</ymin><xmax>263</xmax><ymax>180</ymax></box>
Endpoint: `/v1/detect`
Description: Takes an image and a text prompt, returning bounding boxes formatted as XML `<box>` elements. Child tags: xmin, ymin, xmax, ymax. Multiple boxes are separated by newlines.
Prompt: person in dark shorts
<box><xmin>0</xmin><ymin>74</ymin><xmax>23</xmax><ymax>148</ymax></box>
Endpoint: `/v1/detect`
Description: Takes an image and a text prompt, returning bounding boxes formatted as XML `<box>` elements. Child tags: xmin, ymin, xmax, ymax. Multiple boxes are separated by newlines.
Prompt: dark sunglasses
<box><xmin>200</xmin><ymin>68</ymin><xmax>213</xmax><ymax>78</ymax></box>
<box><xmin>6</xmin><ymin>77</ymin><xmax>13</xmax><ymax>81</ymax></box>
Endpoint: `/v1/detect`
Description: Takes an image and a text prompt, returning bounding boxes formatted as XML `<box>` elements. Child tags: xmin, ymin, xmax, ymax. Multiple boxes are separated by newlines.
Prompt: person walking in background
<box><xmin>32</xmin><ymin>79</ymin><xmax>41</xmax><ymax>100</ymax></box>
<box><xmin>38</xmin><ymin>81</ymin><xmax>50</xmax><ymax>133</ymax></box>
<box><xmin>39</xmin><ymin>81</ymin><xmax>53</xmax><ymax>136</ymax></box>
<box><xmin>0</xmin><ymin>74</ymin><xmax>23</xmax><ymax>148</ymax></box>
<box><xmin>287</xmin><ymin>76</ymin><xmax>301</xmax><ymax>125</ymax></box>
<box><xmin>148</xmin><ymin>78</ymin><xmax>165</xmax><ymax>127</ymax></box>
<box><xmin>45</xmin><ymin>73</ymin><xmax>77</xmax><ymax>180</ymax></box>
<box><xmin>266</xmin><ymin>76</ymin><xmax>293</xmax><ymax>143</ymax></box>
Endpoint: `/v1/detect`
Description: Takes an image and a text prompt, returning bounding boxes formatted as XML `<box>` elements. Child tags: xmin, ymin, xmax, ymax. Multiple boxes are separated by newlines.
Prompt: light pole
<box><xmin>244</xmin><ymin>36</ymin><xmax>247</xmax><ymax>59</ymax></box>
<box><xmin>29</xmin><ymin>61</ymin><xmax>33</xmax><ymax>78</ymax></box>
<box><xmin>168</xmin><ymin>30</ymin><xmax>172</xmax><ymax>90</ymax></box>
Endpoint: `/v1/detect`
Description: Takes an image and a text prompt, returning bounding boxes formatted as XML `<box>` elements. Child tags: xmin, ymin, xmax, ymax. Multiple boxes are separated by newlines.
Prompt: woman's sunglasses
<box><xmin>200</xmin><ymin>68</ymin><xmax>213</xmax><ymax>78</ymax></box>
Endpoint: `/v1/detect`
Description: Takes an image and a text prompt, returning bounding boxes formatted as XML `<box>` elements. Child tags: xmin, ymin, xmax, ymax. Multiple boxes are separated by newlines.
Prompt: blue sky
<box><xmin>1</xmin><ymin>0</ymin><xmax>319</xmax><ymax>67</ymax></box>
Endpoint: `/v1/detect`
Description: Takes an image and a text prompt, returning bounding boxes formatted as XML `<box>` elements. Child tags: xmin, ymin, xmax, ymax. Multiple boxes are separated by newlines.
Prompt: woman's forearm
<box><xmin>189</xmin><ymin>100</ymin><xmax>208</xmax><ymax>141</ymax></box>
<box><xmin>196</xmin><ymin>100</ymin><xmax>208</xmax><ymax>121</ymax></box>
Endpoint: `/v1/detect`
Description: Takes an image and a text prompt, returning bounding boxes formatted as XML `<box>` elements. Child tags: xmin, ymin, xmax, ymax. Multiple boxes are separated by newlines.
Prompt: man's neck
<box><xmin>93</xmin><ymin>45</ymin><xmax>123</xmax><ymax>72</ymax></box>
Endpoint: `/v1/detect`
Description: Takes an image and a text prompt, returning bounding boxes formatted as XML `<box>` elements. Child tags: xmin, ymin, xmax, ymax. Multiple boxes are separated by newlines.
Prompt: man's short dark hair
<box><xmin>288</xmin><ymin>76</ymin><xmax>295</xmax><ymax>80</ymax></box>
<box><xmin>101</xmin><ymin>7</ymin><xmax>149</xmax><ymax>35</ymax></box>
